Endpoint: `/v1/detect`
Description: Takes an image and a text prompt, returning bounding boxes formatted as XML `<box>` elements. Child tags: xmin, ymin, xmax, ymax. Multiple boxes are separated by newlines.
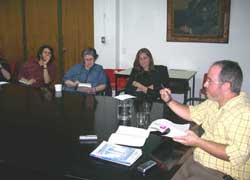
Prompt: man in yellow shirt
<box><xmin>160</xmin><ymin>60</ymin><xmax>250</xmax><ymax>180</ymax></box>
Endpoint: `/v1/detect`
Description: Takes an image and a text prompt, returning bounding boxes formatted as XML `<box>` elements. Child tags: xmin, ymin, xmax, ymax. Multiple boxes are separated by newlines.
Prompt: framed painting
<box><xmin>167</xmin><ymin>0</ymin><xmax>231</xmax><ymax>43</ymax></box>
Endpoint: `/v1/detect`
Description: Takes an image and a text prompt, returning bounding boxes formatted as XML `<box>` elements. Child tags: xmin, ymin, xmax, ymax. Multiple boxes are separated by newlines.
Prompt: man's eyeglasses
<box><xmin>205</xmin><ymin>79</ymin><xmax>224</xmax><ymax>85</ymax></box>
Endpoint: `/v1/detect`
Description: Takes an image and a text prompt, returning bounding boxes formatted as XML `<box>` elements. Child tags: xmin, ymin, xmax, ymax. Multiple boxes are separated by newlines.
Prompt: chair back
<box><xmin>185</xmin><ymin>73</ymin><xmax>208</xmax><ymax>104</ymax></box>
<box><xmin>9</xmin><ymin>60</ymin><xmax>21</xmax><ymax>82</ymax></box>
<box><xmin>103</xmin><ymin>72</ymin><xmax>112</xmax><ymax>96</ymax></box>
<box><xmin>10</xmin><ymin>61</ymin><xmax>16</xmax><ymax>75</ymax></box>
<box><xmin>104</xmin><ymin>69</ymin><xmax>128</xmax><ymax>91</ymax></box>
<box><xmin>155</xmin><ymin>65</ymin><xmax>170</xmax><ymax>87</ymax></box>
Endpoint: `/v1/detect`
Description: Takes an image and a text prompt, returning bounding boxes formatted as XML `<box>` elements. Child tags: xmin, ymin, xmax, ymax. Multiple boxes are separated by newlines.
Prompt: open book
<box><xmin>90</xmin><ymin>141</ymin><xmax>142</xmax><ymax>166</ymax></box>
<box><xmin>148</xmin><ymin>119</ymin><xmax>190</xmax><ymax>138</ymax></box>
<box><xmin>108</xmin><ymin>126</ymin><xmax>150</xmax><ymax>147</ymax></box>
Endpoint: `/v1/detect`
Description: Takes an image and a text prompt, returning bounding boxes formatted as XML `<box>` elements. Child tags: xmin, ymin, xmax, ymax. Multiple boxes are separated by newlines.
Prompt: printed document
<box><xmin>108</xmin><ymin>126</ymin><xmax>150</xmax><ymax>147</ymax></box>
<box><xmin>90</xmin><ymin>141</ymin><xmax>142</xmax><ymax>166</ymax></box>
<box><xmin>148</xmin><ymin>119</ymin><xmax>190</xmax><ymax>138</ymax></box>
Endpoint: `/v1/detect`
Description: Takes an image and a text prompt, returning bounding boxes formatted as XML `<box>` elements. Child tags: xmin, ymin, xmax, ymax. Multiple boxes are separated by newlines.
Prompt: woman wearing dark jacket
<box><xmin>125</xmin><ymin>48</ymin><xmax>169</xmax><ymax>101</ymax></box>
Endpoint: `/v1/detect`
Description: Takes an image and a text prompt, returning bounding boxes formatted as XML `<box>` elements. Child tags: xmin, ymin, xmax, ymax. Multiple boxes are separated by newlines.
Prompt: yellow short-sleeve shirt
<box><xmin>189</xmin><ymin>92</ymin><xmax>250</xmax><ymax>180</ymax></box>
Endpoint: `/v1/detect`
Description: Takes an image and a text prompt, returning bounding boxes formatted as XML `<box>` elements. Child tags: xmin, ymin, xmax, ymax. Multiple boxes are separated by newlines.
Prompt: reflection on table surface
<box><xmin>0</xmin><ymin>83</ymin><xmax>189</xmax><ymax>180</ymax></box>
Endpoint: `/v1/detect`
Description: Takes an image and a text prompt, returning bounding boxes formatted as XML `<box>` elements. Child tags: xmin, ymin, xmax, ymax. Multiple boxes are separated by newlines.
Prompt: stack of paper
<box><xmin>90</xmin><ymin>119</ymin><xmax>190</xmax><ymax>166</ymax></box>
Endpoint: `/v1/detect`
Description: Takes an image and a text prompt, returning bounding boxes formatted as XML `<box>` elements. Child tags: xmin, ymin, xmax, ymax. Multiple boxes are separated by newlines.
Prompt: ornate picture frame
<box><xmin>167</xmin><ymin>0</ymin><xmax>231</xmax><ymax>43</ymax></box>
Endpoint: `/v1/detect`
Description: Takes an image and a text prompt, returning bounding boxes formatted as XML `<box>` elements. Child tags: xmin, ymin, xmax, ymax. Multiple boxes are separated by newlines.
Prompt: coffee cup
<box><xmin>54</xmin><ymin>84</ymin><xmax>62</xmax><ymax>92</ymax></box>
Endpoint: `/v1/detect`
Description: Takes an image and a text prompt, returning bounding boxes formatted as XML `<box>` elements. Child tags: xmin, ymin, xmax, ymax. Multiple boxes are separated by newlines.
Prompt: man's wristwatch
<box><xmin>166</xmin><ymin>96</ymin><xmax>172</xmax><ymax>104</ymax></box>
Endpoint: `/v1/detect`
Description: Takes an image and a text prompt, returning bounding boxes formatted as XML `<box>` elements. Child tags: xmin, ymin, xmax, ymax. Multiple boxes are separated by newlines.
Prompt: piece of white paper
<box><xmin>0</xmin><ymin>81</ymin><xmax>9</xmax><ymax>85</ymax></box>
<box><xmin>108</xmin><ymin>126</ymin><xmax>150</xmax><ymax>147</ymax></box>
<box><xmin>114</xmin><ymin>94</ymin><xmax>136</xmax><ymax>101</ymax></box>
<box><xmin>18</xmin><ymin>79</ymin><xmax>29</xmax><ymax>85</ymax></box>
<box><xmin>78</xmin><ymin>83</ymin><xmax>92</xmax><ymax>88</ymax></box>
<box><xmin>148</xmin><ymin>119</ymin><xmax>190</xmax><ymax>138</ymax></box>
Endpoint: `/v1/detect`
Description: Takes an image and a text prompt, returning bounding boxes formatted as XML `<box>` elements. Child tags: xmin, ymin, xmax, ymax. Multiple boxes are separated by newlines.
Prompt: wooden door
<box><xmin>25</xmin><ymin>0</ymin><xmax>59</xmax><ymax>80</ymax></box>
<box><xmin>0</xmin><ymin>0</ymin><xmax>23</xmax><ymax>62</ymax></box>
<box><xmin>0</xmin><ymin>0</ymin><xmax>94</xmax><ymax>81</ymax></box>
<box><xmin>62</xmin><ymin>0</ymin><xmax>94</xmax><ymax>73</ymax></box>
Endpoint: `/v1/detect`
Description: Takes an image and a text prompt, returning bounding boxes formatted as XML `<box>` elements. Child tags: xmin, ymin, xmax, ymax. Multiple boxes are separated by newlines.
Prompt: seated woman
<box><xmin>63</xmin><ymin>48</ymin><xmax>107</xmax><ymax>94</ymax></box>
<box><xmin>18</xmin><ymin>45</ymin><xmax>56</xmax><ymax>87</ymax></box>
<box><xmin>125</xmin><ymin>48</ymin><xmax>169</xmax><ymax>101</ymax></box>
<box><xmin>0</xmin><ymin>57</ymin><xmax>11</xmax><ymax>81</ymax></box>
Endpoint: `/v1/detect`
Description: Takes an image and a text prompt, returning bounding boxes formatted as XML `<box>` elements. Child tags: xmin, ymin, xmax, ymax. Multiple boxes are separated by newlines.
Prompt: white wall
<box><xmin>94</xmin><ymin>0</ymin><xmax>250</xmax><ymax>95</ymax></box>
<box><xmin>94</xmin><ymin>0</ymin><xmax>119</xmax><ymax>68</ymax></box>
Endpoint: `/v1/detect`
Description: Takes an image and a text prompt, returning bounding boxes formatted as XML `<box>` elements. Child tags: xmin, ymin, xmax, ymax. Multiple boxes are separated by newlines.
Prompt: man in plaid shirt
<box><xmin>160</xmin><ymin>60</ymin><xmax>250</xmax><ymax>180</ymax></box>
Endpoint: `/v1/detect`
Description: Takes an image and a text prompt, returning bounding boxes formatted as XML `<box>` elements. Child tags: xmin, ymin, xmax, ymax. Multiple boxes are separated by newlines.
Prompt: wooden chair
<box><xmin>102</xmin><ymin>71</ymin><xmax>112</xmax><ymax>96</ymax></box>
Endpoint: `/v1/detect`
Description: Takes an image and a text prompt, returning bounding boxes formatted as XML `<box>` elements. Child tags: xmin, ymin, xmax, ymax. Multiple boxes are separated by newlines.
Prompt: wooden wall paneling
<box><xmin>62</xmin><ymin>0</ymin><xmax>94</xmax><ymax>72</ymax></box>
<box><xmin>0</xmin><ymin>0</ymin><xmax>23</xmax><ymax>63</ymax></box>
<box><xmin>25</xmin><ymin>0</ymin><xmax>60</xmax><ymax>81</ymax></box>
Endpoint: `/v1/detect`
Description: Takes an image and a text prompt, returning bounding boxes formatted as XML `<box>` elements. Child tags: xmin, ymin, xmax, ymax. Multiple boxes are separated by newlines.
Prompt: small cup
<box><xmin>54</xmin><ymin>84</ymin><xmax>62</xmax><ymax>92</ymax></box>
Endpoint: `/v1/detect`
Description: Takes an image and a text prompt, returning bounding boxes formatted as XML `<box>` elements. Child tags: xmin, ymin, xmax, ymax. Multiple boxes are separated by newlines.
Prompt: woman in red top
<box><xmin>18</xmin><ymin>45</ymin><xmax>56</xmax><ymax>87</ymax></box>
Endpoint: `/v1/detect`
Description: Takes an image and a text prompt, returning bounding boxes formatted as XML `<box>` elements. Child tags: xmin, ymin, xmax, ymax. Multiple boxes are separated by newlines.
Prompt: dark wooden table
<box><xmin>0</xmin><ymin>84</ymin><xmax>188</xmax><ymax>180</ymax></box>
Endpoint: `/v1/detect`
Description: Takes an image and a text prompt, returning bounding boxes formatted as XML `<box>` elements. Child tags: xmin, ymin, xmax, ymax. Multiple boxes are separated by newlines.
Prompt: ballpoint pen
<box><xmin>161</xmin><ymin>83</ymin><xmax>172</xmax><ymax>103</ymax></box>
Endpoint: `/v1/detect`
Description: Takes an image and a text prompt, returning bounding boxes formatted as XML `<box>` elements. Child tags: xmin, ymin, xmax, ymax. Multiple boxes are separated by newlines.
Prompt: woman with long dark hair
<box><xmin>125</xmin><ymin>48</ymin><xmax>169</xmax><ymax>101</ymax></box>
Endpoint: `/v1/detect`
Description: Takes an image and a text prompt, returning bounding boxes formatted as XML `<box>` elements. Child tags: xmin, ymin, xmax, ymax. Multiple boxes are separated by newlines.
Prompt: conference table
<box><xmin>0</xmin><ymin>84</ymin><xmax>188</xmax><ymax>180</ymax></box>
